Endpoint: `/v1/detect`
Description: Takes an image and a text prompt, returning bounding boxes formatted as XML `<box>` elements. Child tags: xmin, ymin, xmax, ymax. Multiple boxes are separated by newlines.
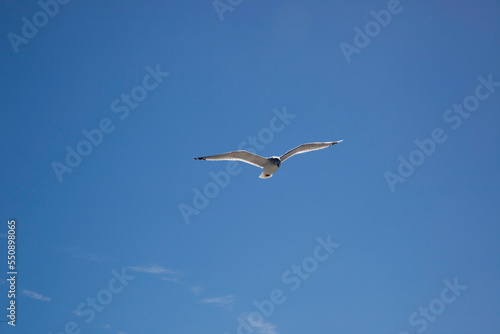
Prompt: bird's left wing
<box><xmin>194</xmin><ymin>150</ymin><xmax>267</xmax><ymax>168</ymax></box>
<box><xmin>280</xmin><ymin>140</ymin><xmax>343</xmax><ymax>162</ymax></box>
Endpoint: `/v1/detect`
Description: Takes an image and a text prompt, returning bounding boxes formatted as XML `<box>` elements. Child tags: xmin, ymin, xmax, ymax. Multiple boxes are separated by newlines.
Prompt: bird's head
<box><xmin>270</xmin><ymin>157</ymin><xmax>281</xmax><ymax>167</ymax></box>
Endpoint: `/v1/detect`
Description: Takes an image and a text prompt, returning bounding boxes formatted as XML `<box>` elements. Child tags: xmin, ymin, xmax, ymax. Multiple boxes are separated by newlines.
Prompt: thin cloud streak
<box><xmin>190</xmin><ymin>286</ymin><xmax>203</xmax><ymax>295</ymax></box>
<box><xmin>128</xmin><ymin>265</ymin><xmax>183</xmax><ymax>283</ymax></box>
<box><xmin>200</xmin><ymin>294</ymin><xmax>236</xmax><ymax>310</ymax></box>
<box><xmin>53</xmin><ymin>245</ymin><xmax>101</xmax><ymax>262</ymax></box>
<box><xmin>245</xmin><ymin>314</ymin><xmax>279</xmax><ymax>334</ymax></box>
<box><xmin>127</xmin><ymin>265</ymin><xmax>179</xmax><ymax>275</ymax></box>
<box><xmin>22</xmin><ymin>289</ymin><xmax>51</xmax><ymax>301</ymax></box>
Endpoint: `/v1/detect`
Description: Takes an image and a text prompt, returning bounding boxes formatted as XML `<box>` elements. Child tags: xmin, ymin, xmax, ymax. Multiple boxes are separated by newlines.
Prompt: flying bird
<box><xmin>194</xmin><ymin>140</ymin><xmax>343</xmax><ymax>179</ymax></box>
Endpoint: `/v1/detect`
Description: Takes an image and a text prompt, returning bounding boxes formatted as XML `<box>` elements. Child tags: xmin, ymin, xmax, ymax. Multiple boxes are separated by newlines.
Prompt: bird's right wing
<box><xmin>194</xmin><ymin>150</ymin><xmax>267</xmax><ymax>168</ymax></box>
<box><xmin>280</xmin><ymin>141</ymin><xmax>343</xmax><ymax>162</ymax></box>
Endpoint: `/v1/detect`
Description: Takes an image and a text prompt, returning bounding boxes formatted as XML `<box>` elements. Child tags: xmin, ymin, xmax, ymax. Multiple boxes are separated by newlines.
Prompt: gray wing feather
<box><xmin>194</xmin><ymin>150</ymin><xmax>267</xmax><ymax>168</ymax></box>
<box><xmin>280</xmin><ymin>140</ymin><xmax>343</xmax><ymax>162</ymax></box>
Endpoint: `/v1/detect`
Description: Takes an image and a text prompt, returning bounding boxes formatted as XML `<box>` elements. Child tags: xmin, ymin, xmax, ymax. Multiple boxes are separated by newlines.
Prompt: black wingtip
<box><xmin>194</xmin><ymin>157</ymin><xmax>205</xmax><ymax>160</ymax></box>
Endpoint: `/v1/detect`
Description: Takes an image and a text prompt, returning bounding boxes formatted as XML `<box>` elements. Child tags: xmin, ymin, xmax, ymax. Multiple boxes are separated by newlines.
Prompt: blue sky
<box><xmin>1</xmin><ymin>0</ymin><xmax>499</xmax><ymax>333</ymax></box>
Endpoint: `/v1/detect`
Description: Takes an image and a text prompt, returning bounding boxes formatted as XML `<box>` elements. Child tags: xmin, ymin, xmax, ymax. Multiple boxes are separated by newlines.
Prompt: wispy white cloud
<box><xmin>200</xmin><ymin>295</ymin><xmax>236</xmax><ymax>310</ymax></box>
<box><xmin>128</xmin><ymin>265</ymin><xmax>178</xmax><ymax>275</ymax></box>
<box><xmin>190</xmin><ymin>286</ymin><xmax>203</xmax><ymax>296</ymax></box>
<box><xmin>53</xmin><ymin>245</ymin><xmax>101</xmax><ymax>261</ymax></box>
<box><xmin>22</xmin><ymin>289</ymin><xmax>51</xmax><ymax>302</ymax></box>
<box><xmin>161</xmin><ymin>276</ymin><xmax>181</xmax><ymax>283</ymax></box>
<box><xmin>128</xmin><ymin>265</ymin><xmax>182</xmax><ymax>282</ymax></box>
<box><xmin>78</xmin><ymin>253</ymin><xmax>100</xmax><ymax>261</ymax></box>
<box><xmin>245</xmin><ymin>314</ymin><xmax>279</xmax><ymax>334</ymax></box>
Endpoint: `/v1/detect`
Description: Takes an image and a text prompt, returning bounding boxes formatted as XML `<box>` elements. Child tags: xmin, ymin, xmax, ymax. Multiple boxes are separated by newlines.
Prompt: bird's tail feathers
<box><xmin>259</xmin><ymin>172</ymin><xmax>273</xmax><ymax>179</ymax></box>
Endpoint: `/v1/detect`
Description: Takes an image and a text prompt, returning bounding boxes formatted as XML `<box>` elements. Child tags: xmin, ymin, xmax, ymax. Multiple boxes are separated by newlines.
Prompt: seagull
<box><xmin>194</xmin><ymin>140</ymin><xmax>343</xmax><ymax>179</ymax></box>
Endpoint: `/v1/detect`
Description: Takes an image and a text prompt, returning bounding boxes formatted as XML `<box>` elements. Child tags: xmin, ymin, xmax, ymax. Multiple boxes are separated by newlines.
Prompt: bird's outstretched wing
<box><xmin>194</xmin><ymin>150</ymin><xmax>267</xmax><ymax>168</ymax></box>
<box><xmin>280</xmin><ymin>140</ymin><xmax>343</xmax><ymax>162</ymax></box>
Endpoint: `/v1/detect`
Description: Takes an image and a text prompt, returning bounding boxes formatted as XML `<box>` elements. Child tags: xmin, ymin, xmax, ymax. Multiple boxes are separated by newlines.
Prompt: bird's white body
<box><xmin>259</xmin><ymin>157</ymin><xmax>281</xmax><ymax>179</ymax></box>
<box><xmin>195</xmin><ymin>141</ymin><xmax>342</xmax><ymax>179</ymax></box>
